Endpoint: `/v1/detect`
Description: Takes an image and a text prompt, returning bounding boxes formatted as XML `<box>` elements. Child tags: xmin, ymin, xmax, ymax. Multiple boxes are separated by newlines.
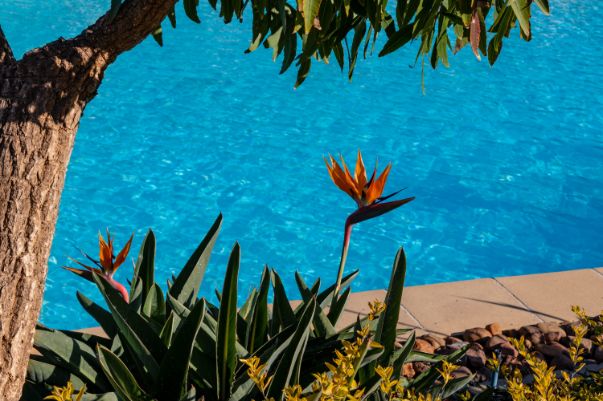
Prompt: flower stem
<box><xmin>334</xmin><ymin>219</ymin><xmax>353</xmax><ymax>302</ymax></box>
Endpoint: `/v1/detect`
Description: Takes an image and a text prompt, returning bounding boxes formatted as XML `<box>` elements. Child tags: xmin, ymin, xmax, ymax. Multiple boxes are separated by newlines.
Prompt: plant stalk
<box><xmin>334</xmin><ymin>218</ymin><xmax>353</xmax><ymax>302</ymax></box>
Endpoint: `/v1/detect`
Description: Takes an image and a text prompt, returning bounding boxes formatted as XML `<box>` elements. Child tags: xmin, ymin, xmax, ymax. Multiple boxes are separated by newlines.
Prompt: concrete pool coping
<box><xmin>72</xmin><ymin>267</ymin><xmax>603</xmax><ymax>338</ymax></box>
<box><xmin>337</xmin><ymin>267</ymin><xmax>603</xmax><ymax>335</ymax></box>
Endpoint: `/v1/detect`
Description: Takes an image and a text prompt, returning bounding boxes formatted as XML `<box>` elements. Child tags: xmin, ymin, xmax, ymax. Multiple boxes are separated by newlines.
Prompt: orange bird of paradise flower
<box><xmin>64</xmin><ymin>231</ymin><xmax>133</xmax><ymax>303</ymax></box>
<box><xmin>325</xmin><ymin>151</ymin><xmax>414</xmax><ymax>296</ymax></box>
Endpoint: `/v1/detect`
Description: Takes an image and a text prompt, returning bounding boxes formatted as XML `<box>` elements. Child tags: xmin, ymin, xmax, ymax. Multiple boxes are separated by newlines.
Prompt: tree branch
<box><xmin>79</xmin><ymin>0</ymin><xmax>176</xmax><ymax>58</ymax></box>
<box><xmin>0</xmin><ymin>25</ymin><xmax>15</xmax><ymax>65</ymax></box>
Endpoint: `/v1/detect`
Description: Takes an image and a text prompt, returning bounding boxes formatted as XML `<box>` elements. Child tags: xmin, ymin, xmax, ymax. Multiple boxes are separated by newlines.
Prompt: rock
<box><xmin>585</xmin><ymin>362</ymin><xmax>603</xmax><ymax>373</ymax></box>
<box><xmin>535</xmin><ymin>342</ymin><xmax>569</xmax><ymax>359</ymax></box>
<box><xmin>498</xmin><ymin>342</ymin><xmax>519</xmax><ymax>360</ymax></box>
<box><xmin>466</xmin><ymin>346</ymin><xmax>487</xmax><ymax>370</ymax></box>
<box><xmin>464</xmin><ymin>327</ymin><xmax>492</xmax><ymax>342</ymax></box>
<box><xmin>594</xmin><ymin>346</ymin><xmax>603</xmax><ymax>362</ymax></box>
<box><xmin>412</xmin><ymin>362</ymin><xmax>430</xmax><ymax>374</ymax></box>
<box><xmin>519</xmin><ymin>325</ymin><xmax>544</xmax><ymax>345</ymax></box>
<box><xmin>447</xmin><ymin>341</ymin><xmax>469</xmax><ymax>351</ymax></box>
<box><xmin>503</xmin><ymin>329</ymin><xmax>518</xmax><ymax>338</ymax></box>
<box><xmin>401</xmin><ymin>363</ymin><xmax>415</xmax><ymax>378</ymax></box>
<box><xmin>446</xmin><ymin>336</ymin><xmax>463</xmax><ymax>345</ymax></box>
<box><xmin>486</xmin><ymin>322</ymin><xmax>503</xmax><ymax>336</ymax></box>
<box><xmin>533</xmin><ymin>351</ymin><xmax>546</xmax><ymax>362</ymax></box>
<box><xmin>414</xmin><ymin>338</ymin><xmax>435</xmax><ymax>354</ymax></box>
<box><xmin>544</xmin><ymin>331</ymin><xmax>563</xmax><ymax>344</ymax></box>
<box><xmin>451</xmin><ymin>366</ymin><xmax>472</xmax><ymax>379</ymax></box>
<box><xmin>537</xmin><ymin>322</ymin><xmax>566</xmax><ymax>338</ymax></box>
<box><xmin>420</xmin><ymin>334</ymin><xmax>445</xmax><ymax>350</ymax></box>
<box><xmin>565</xmin><ymin>336</ymin><xmax>593</xmax><ymax>353</ymax></box>
<box><xmin>551</xmin><ymin>355</ymin><xmax>574</xmax><ymax>370</ymax></box>
<box><xmin>486</xmin><ymin>334</ymin><xmax>510</xmax><ymax>350</ymax></box>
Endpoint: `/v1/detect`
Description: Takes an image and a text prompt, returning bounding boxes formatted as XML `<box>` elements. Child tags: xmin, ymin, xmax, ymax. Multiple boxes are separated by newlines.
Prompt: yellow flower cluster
<box><xmin>504</xmin><ymin>310</ymin><xmax>603</xmax><ymax>401</ymax></box>
<box><xmin>44</xmin><ymin>382</ymin><xmax>86</xmax><ymax>401</ymax></box>
<box><xmin>368</xmin><ymin>299</ymin><xmax>386</xmax><ymax>321</ymax></box>
<box><xmin>240</xmin><ymin>356</ymin><xmax>275</xmax><ymax>401</ymax></box>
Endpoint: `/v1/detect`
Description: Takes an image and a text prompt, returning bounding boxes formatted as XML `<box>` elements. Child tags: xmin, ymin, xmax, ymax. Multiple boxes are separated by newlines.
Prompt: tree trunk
<box><xmin>0</xmin><ymin>1</ymin><xmax>174</xmax><ymax>398</ymax></box>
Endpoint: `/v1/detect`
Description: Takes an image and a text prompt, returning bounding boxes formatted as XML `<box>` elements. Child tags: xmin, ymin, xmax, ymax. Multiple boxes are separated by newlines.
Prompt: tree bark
<box><xmin>0</xmin><ymin>1</ymin><xmax>175</xmax><ymax>399</ymax></box>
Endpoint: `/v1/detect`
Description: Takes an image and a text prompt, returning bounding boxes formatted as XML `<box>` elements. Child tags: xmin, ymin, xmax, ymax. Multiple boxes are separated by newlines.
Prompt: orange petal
<box><xmin>339</xmin><ymin>154</ymin><xmax>361</xmax><ymax>200</ymax></box>
<box><xmin>365</xmin><ymin>163</ymin><xmax>391</xmax><ymax>204</ymax></box>
<box><xmin>98</xmin><ymin>233</ymin><xmax>113</xmax><ymax>272</ymax></box>
<box><xmin>113</xmin><ymin>234</ymin><xmax>134</xmax><ymax>270</ymax></box>
<box><xmin>354</xmin><ymin>150</ymin><xmax>367</xmax><ymax>194</ymax></box>
<box><xmin>325</xmin><ymin>155</ymin><xmax>358</xmax><ymax>200</ymax></box>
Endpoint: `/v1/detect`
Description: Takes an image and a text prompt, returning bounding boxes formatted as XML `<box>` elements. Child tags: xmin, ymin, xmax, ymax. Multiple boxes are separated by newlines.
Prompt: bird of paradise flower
<box><xmin>325</xmin><ymin>151</ymin><xmax>414</xmax><ymax>298</ymax></box>
<box><xmin>64</xmin><ymin>231</ymin><xmax>133</xmax><ymax>303</ymax></box>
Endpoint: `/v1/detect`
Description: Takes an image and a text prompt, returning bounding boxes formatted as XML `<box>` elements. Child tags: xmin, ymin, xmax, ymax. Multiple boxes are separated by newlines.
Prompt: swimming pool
<box><xmin>2</xmin><ymin>2</ymin><xmax>602</xmax><ymax>329</ymax></box>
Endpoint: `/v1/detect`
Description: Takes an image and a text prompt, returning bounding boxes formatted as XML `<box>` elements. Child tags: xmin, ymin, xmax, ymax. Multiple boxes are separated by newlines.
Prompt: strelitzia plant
<box><xmin>64</xmin><ymin>231</ymin><xmax>133</xmax><ymax>302</ymax></box>
<box><xmin>26</xmin><ymin>215</ymin><xmax>467</xmax><ymax>401</ymax></box>
<box><xmin>325</xmin><ymin>151</ymin><xmax>415</xmax><ymax>298</ymax></box>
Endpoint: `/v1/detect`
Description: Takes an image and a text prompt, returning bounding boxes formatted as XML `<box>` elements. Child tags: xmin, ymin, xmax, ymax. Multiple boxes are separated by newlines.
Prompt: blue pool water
<box><xmin>2</xmin><ymin>2</ymin><xmax>602</xmax><ymax>328</ymax></box>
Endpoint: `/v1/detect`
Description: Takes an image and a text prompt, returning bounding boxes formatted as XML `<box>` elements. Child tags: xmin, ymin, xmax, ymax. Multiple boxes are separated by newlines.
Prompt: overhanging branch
<box><xmin>79</xmin><ymin>0</ymin><xmax>177</xmax><ymax>58</ymax></box>
<box><xmin>0</xmin><ymin>25</ymin><xmax>15</xmax><ymax>65</ymax></box>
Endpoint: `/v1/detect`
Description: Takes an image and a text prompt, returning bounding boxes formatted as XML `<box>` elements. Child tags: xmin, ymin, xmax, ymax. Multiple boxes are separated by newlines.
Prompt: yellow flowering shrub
<box><xmin>500</xmin><ymin>307</ymin><xmax>603</xmax><ymax>401</ymax></box>
<box><xmin>44</xmin><ymin>382</ymin><xmax>86</xmax><ymax>401</ymax></box>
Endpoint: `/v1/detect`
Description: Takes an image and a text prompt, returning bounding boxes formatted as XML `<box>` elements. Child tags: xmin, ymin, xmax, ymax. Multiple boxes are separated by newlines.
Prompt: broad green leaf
<box><xmin>159</xmin><ymin>312</ymin><xmax>176</xmax><ymax>347</ymax></box>
<box><xmin>92</xmin><ymin>274</ymin><xmax>164</xmax><ymax>382</ymax></box>
<box><xmin>76</xmin><ymin>292</ymin><xmax>118</xmax><ymax>338</ymax></box>
<box><xmin>246</xmin><ymin>266</ymin><xmax>270</xmax><ymax>353</ymax></box>
<box><xmin>270</xmin><ymin>270</ymin><xmax>295</xmax><ymax>334</ymax></box>
<box><xmin>27</xmin><ymin>356</ymin><xmax>87</xmax><ymax>390</ymax></box>
<box><xmin>216</xmin><ymin>243</ymin><xmax>240</xmax><ymax>400</ymax></box>
<box><xmin>33</xmin><ymin>327</ymin><xmax>108</xmax><ymax>389</ymax></box>
<box><xmin>142</xmin><ymin>283</ymin><xmax>166</xmax><ymax>322</ymax></box>
<box><xmin>170</xmin><ymin>214</ymin><xmax>222</xmax><ymax>307</ymax></box>
<box><xmin>131</xmin><ymin>229</ymin><xmax>156</xmax><ymax>303</ymax></box>
<box><xmin>158</xmin><ymin>299</ymin><xmax>206</xmax><ymax>400</ymax></box>
<box><xmin>97</xmin><ymin>345</ymin><xmax>148</xmax><ymax>401</ymax></box>
<box><xmin>267</xmin><ymin>297</ymin><xmax>316</xmax><ymax>400</ymax></box>
<box><xmin>375</xmin><ymin>247</ymin><xmax>407</xmax><ymax>373</ymax></box>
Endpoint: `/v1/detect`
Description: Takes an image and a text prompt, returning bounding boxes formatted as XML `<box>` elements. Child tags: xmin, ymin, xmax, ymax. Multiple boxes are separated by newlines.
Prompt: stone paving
<box><xmin>342</xmin><ymin>267</ymin><xmax>603</xmax><ymax>335</ymax></box>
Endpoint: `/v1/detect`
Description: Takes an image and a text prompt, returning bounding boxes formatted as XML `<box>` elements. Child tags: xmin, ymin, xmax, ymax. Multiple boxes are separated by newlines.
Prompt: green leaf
<box><xmin>170</xmin><ymin>214</ymin><xmax>222</xmax><ymax>307</ymax></box>
<box><xmin>26</xmin><ymin>356</ymin><xmax>87</xmax><ymax>390</ymax></box>
<box><xmin>375</xmin><ymin>248</ymin><xmax>407</xmax><ymax>374</ymax></box>
<box><xmin>131</xmin><ymin>229</ymin><xmax>156</xmax><ymax>303</ymax></box>
<box><xmin>76</xmin><ymin>291</ymin><xmax>118</xmax><ymax>338</ymax></box>
<box><xmin>267</xmin><ymin>297</ymin><xmax>316</xmax><ymax>400</ymax></box>
<box><xmin>151</xmin><ymin>26</ymin><xmax>163</xmax><ymax>47</ymax></box>
<box><xmin>158</xmin><ymin>299</ymin><xmax>207</xmax><ymax>401</ymax></box>
<box><xmin>270</xmin><ymin>270</ymin><xmax>295</xmax><ymax>334</ymax></box>
<box><xmin>216</xmin><ymin>243</ymin><xmax>241</xmax><ymax>400</ymax></box>
<box><xmin>167</xmin><ymin>5</ymin><xmax>177</xmax><ymax>28</ymax></box>
<box><xmin>92</xmin><ymin>274</ymin><xmax>164</xmax><ymax>382</ymax></box>
<box><xmin>509</xmin><ymin>0</ymin><xmax>531</xmax><ymax>38</ymax></box>
<box><xmin>303</xmin><ymin>0</ymin><xmax>323</xmax><ymax>34</ymax></box>
<box><xmin>142</xmin><ymin>283</ymin><xmax>166</xmax><ymax>322</ymax></box>
<box><xmin>109</xmin><ymin>0</ymin><xmax>122</xmax><ymax>20</ymax></box>
<box><xmin>534</xmin><ymin>0</ymin><xmax>549</xmax><ymax>15</ymax></box>
<box><xmin>184</xmin><ymin>0</ymin><xmax>201</xmax><ymax>23</ymax></box>
<box><xmin>348</xmin><ymin>21</ymin><xmax>367</xmax><ymax>79</ymax></box>
<box><xmin>33</xmin><ymin>326</ymin><xmax>108</xmax><ymax>389</ymax></box>
<box><xmin>316</xmin><ymin>269</ymin><xmax>358</xmax><ymax>307</ymax></box>
<box><xmin>159</xmin><ymin>312</ymin><xmax>176</xmax><ymax>347</ymax></box>
<box><xmin>97</xmin><ymin>345</ymin><xmax>148</xmax><ymax>401</ymax></box>
<box><xmin>246</xmin><ymin>266</ymin><xmax>270</xmax><ymax>353</ymax></box>
<box><xmin>326</xmin><ymin>286</ymin><xmax>350</xmax><ymax>325</ymax></box>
